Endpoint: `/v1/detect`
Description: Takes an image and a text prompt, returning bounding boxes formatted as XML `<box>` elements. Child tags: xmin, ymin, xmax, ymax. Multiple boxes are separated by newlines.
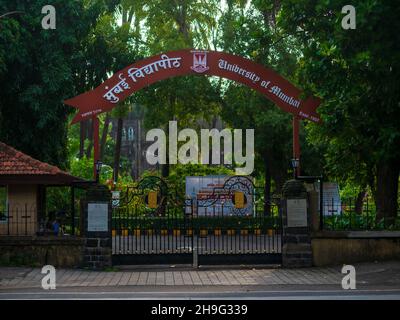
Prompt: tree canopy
<box><xmin>0</xmin><ymin>0</ymin><xmax>398</xmax><ymax>220</ymax></box>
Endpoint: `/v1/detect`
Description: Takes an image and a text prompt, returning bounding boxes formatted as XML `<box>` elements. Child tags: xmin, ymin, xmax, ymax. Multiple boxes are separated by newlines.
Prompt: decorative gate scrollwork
<box><xmin>222</xmin><ymin>176</ymin><xmax>254</xmax><ymax>215</ymax></box>
<box><xmin>117</xmin><ymin>176</ymin><xmax>170</xmax><ymax>216</ymax></box>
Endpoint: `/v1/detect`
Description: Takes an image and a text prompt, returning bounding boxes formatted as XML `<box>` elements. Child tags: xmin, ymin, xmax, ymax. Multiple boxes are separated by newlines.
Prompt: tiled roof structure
<box><xmin>0</xmin><ymin>141</ymin><xmax>84</xmax><ymax>184</ymax></box>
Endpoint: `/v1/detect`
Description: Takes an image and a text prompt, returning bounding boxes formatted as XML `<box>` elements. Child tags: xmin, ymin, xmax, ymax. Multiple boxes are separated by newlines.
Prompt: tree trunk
<box><xmin>177</xmin><ymin>1</ymin><xmax>190</xmax><ymax>43</ymax></box>
<box><xmin>85</xmin><ymin>141</ymin><xmax>93</xmax><ymax>159</ymax></box>
<box><xmin>161</xmin><ymin>122</ymin><xmax>170</xmax><ymax>178</ymax></box>
<box><xmin>375</xmin><ymin>159</ymin><xmax>399</xmax><ymax>225</ymax></box>
<box><xmin>272</xmin><ymin>168</ymin><xmax>286</xmax><ymax>195</ymax></box>
<box><xmin>100</xmin><ymin>113</ymin><xmax>111</xmax><ymax>161</ymax></box>
<box><xmin>161</xmin><ymin>163</ymin><xmax>169</xmax><ymax>178</ymax></box>
<box><xmin>135</xmin><ymin>118</ymin><xmax>141</xmax><ymax>180</ymax></box>
<box><xmin>113</xmin><ymin>118</ymin><xmax>123</xmax><ymax>183</ymax></box>
<box><xmin>79</xmin><ymin>121</ymin><xmax>86</xmax><ymax>158</ymax></box>
<box><xmin>263</xmin><ymin>154</ymin><xmax>271</xmax><ymax>216</ymax></box>
<box><xmin>85</xmin><ymin>119</ymin><xmax>93</xmax><ymax>158</ymax></box>
<box><xmin>355</xmin><ymin>188</ymin><xmax>367</xmax><ymax>215</ymax></box>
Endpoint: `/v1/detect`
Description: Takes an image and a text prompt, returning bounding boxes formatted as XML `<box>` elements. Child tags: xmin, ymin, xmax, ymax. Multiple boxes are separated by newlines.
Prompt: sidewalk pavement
<box><xmin>0</xmin><ymin>261</ymin><xmax>399</xmax><ymax>290</ymax></box>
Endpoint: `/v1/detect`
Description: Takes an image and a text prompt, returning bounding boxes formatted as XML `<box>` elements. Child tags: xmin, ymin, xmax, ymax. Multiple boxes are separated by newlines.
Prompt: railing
<box><xmin>322</xmin><ymin>198</ymin><xmax>400</xmax><ymax>231</ymax></box>
<box><xmin>112</xmin><ymin>200</ymin><xmax>282</xmax><ymax>255</ymax></box>
<box><xmin>111</xmin><ymin>175</ymin><xmax>283</xmax><ymax>256</ymax></box>
<box><xmin>0</xmin><ymin>206</ymin><xmax>80</xmax><ymax>236</ymax></box>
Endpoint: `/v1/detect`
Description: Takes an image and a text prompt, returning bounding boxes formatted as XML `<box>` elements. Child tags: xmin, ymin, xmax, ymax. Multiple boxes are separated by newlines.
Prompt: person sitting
<box><xmin>52</xmin><ymin>219</ymin><xmax>60</xmax><ymax>236</ymax></box>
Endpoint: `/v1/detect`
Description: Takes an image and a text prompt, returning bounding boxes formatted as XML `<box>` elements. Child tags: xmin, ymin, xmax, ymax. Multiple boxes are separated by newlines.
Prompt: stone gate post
<box><xmin>81</xmin><ymin>184</ymin><xmax>112</xmax><ymax>269</ymax></box>
<box><xmin>281</xmin><ymin>179</ymin><xmax>313</xmax><ymax>267</ymax></box>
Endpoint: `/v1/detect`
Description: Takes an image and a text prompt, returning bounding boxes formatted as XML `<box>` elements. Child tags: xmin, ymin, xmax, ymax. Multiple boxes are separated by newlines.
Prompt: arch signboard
<box><xmin>64</xmin><ymin>49</ymin><xmax>321</xmax><ymax>178</ymax></box>
<box><xmin>65</xmin><ymin>49</ymin><xmax>320</xmax><ymax>124</ymax></box>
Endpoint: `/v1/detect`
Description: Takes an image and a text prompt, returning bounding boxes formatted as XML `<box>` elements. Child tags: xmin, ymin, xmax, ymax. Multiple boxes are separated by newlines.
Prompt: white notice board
<box><xmin>315</xmin><ymin>182</ymin><xmax>342</xmax><ymax>216</ymax></box>
<box><xmin>88</xmin><ymin>203</ymin><xmax>108</xmax><ymax>232</ymax></box>
<box><xmin>287</xmin><ymin>199</ymin><xmax>308</xmax><ymax>227</ymax></box>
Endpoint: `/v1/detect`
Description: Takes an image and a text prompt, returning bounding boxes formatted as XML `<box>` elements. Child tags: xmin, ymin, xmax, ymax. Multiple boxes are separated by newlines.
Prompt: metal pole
<box><xmin>192</xmin><ymin>198</ymin><xmax>198</xmax><ymax>268</ymax></box>
<box><xmin>7</xmin><ymin>204</ymin><xmax>10</xmax><ymax>236</ymax></box>
<box><xmin>71</xmin><ymin>186</ymin><xmax>75</xmax><ymax>236</ymax></box>
<box><xmin>292</xmin><ymin>115</ymin><xmax>301</xmax><ymax>177</ymax></box>
<box><xmin>192</xmin><ymin>243</ymin><xmax>198</xmax><ymax>268</ymax></box>
<box><xmin>319</xmin><ymin>176</ymin><xmax>324</xmax><ymax>230</ymax></box>
<box><xmin>92</xmin><ymin>115</ymin><xmax>100</xmax><ymax>180</ymax></box>
<box><xmin>24</xmin><ymin>203</ymin><xmax>28</xmax><ymax>236</ymax></box>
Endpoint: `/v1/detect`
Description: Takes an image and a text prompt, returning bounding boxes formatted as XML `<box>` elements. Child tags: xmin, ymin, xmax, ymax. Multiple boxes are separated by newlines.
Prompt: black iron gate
<box><xmin>112</xmin><ymin>176</ymin><xmax>282</xmax><ymax>265</ymax></box>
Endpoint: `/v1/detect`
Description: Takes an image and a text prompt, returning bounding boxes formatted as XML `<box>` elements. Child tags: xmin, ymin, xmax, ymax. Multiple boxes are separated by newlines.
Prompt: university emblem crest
<box><xmin>190</xmin><ymin>50</ymin><xmax>209</xmax><ymax>73</ymax></box>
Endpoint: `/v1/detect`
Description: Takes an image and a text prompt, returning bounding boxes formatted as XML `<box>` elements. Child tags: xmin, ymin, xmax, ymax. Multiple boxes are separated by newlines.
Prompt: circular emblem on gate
<box><xmin>232</xmin><ymin>191</ymin><xmax>248</xmax><ymax>209</ymax></box>
<box><xmin>136</xmin><ymin>176</ymin><xmax>169</xmax><ymax>215</ymax></box>
<box><xmin>223</xmin><ymin>176</ymin><xmax>254</xmax><ymax>215</ymax></box>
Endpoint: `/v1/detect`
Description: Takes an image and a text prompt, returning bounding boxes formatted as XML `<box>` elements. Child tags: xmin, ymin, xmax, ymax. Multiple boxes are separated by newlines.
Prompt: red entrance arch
<box><xmin>64</xmin><ymin>49</ymin><xmax>321</xmax><ymax>178</ymax></box>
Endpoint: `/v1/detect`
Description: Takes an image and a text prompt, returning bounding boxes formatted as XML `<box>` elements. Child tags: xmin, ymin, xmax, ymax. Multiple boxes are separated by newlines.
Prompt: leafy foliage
<box><xmin>279</xmin><ymin>0</ymin><xmax>400</xmax><ymax>218</ymax></box>
<box><xmin>0</xmin><ymin>0</ymin><xmax>398</xmax><ymax>221</ymax></box>
<box><xmin>0</xmin><ymin>0</ymin><xmax>101</xmax><ymax>168</ymax></box>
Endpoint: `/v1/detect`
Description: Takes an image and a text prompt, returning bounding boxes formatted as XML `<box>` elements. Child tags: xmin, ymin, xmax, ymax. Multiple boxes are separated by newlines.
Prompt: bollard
<box><xmin>192</xmin><ymin>245</ymin><xmax>198</xmax><ymax>268</ymax></box>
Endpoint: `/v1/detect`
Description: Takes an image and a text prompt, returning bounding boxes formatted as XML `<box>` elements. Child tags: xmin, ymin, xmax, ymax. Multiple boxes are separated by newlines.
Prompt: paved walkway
<box><xmin>0</xmin><ymin>261</ymin><xmax>399</xmax><ymax>290</ymax></box>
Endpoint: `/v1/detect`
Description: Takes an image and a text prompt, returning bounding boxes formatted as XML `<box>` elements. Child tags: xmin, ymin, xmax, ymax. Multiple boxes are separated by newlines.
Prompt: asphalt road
<box><xmin>1</xmin><ymin>285</ymin><xmax>400</xmax><ymax>300</ymax></box>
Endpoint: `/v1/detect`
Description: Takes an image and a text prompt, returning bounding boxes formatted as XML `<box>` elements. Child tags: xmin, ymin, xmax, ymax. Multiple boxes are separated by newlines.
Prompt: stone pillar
<box><xmin>281</xmin><ymin>179</ymin><xmax>312</xmax><ymax>268</ymax></box>
<box><xmin>81</xmin><ymin>185</ymin><xmax>112</xmax><ymax>269</ymax></box>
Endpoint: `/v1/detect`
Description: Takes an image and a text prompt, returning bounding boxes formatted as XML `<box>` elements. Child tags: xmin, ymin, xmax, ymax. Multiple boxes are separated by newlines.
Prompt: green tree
<box><xmin>136</xmin><ymin>0</ymin><xmax>221</xmax><ymax>177</ymax></box>
<box><xmin>217</xmin><ymin>1</ymin><xmax>315</xmax><ymax>214</ymax></box>
<box><xmin>0</xmin><ymin>0</ymin><xmax>103</xmax><ymax>168</ymax></box>
<box><xmin>279</xmin><ymin>0</ymin><xmax>400</xmax><ymax>222</ymax></box>
<box><xmin>70</xmin><ymin>0</ymin><xmax>145</xmax><ymax>181</ymax></box>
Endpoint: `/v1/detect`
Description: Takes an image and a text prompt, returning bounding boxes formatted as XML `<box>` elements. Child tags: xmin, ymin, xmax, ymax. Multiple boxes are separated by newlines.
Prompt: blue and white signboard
<box><xmin>315</xmin><ymin>182</ymin><xmax>342</xmax><ymax>216</ymax></box>
<box><xmin>185</xmin><ymin>176</ymin><xmax>254</xmax><ymax>216</ymax></box>
<box><xmin>88</xmin><ymin>203</ymin><xmax>108</xmax><ymax>232</ymax></box>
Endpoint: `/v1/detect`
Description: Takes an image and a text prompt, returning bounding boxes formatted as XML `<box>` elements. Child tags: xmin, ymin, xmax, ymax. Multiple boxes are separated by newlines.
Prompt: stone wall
<box><xmin>312</xmin><ymin>231</ymin><xmax>400</xmax><ymax>266</ymax></box>
<box><xmin>0</xmin><ymin>184</ymin><xmax>112</xmax><ymax>270</ymax></box>
<box><xmin>0</xmin><ymin>236</ymin><xmax>85</xmax><ymax>267</ymax></box>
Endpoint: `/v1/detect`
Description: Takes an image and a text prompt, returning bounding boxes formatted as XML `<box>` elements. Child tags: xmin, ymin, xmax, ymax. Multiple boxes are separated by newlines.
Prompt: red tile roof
<box><xmin>0</xmin><ymin>141</ymin><xmax>84</xmax><ymax>183</ymax></box>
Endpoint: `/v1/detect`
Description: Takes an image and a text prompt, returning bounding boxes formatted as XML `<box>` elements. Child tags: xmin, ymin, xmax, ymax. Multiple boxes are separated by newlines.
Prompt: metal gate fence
<box><xmin>111</xmin><ymin>176</ymin><xmax>282</xmax><ymax>265</ymax></box>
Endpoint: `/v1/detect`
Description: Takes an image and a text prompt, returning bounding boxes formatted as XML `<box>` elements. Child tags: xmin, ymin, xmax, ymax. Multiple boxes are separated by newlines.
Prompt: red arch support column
<box><xmin>93</xmin><ymin>115</ymin><xmax>100</xmax><ymax>180</ymax></box>
<box><xmin>292</xmin><ymin>115</ymin><xmax>301</xmax><ymax>176</ymax></box>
